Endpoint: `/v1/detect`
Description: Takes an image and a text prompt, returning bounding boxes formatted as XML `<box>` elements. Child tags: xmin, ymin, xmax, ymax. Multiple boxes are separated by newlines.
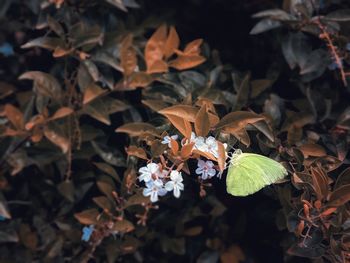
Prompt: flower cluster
<box><xmin>139</xmin><ymin>133</ymin><xmax>228</xmax><ymax>202</ymax></box>
<box><xmin>138</xmin><ymin>163</ymin><xmax>184</xmax><ymax>202</ymax></box>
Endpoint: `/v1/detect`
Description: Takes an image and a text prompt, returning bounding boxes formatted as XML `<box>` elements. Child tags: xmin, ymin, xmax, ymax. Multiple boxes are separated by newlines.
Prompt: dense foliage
<box><xmin>1</xmin><ymin>0</ymin><xmax>350</xmax><ymax>262</ymax></box>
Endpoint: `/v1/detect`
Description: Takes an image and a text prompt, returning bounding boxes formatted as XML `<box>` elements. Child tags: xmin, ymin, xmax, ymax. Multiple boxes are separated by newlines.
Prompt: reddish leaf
<box><xmin>2</xmin><ymin>104</ymin><xmax>24</xmax><ymax>130</ymax></box>
<box><xmin>299</xmin><ymin>143</ymin><xmax>327</xmax><ymax>158</ymax></box>
<box><xmin>126</xmin><ymin>146</ymin><xmax>148</xmax><ymax>160</ymax></box>
<box><xmin>195</xmin><ymin>105</ymin><xmax>210</xmax><ymax>137</ymax></box>
<box><xmin>145</xmin><ymin>25</ymin><xmax>167</xmax><ymax>73</ymax></box>
<box><xmin>180</xmin><ymin>142</ymin><xmax>195</xmax><ymax>159</ymax></box>
<box><xmin>164</xmin><ymin>26</ymin><xmax>180</xmax><ymax>59</ymax></box>
<box><xmin>49</xmin><ymin>107</ymin><xmax>74</xmax><ymax>121</ymax></box>
<box><xmin>164</xmin><ymin>114</ymin><xmax>192</xmax><ymax>138</ymax></box>
<box><xmin>183</xmin><ymin>39</ymin><xmax>203</xmax><ymax>55</ymax></box>
<box><xmin>217</xmin><ymin>141</ymin><xmax>227</xmax><ymax>173</ymax></box>
<box><xmin>74</xmin><ymin>209</ymin><xmax>99</xmax><ymax>225</ymax></box>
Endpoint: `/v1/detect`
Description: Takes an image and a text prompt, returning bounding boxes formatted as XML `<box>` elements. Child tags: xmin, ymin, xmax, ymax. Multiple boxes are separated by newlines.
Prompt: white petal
<box><xmin>143</xmin><ymin>187</ymin><xmax>152</xmax><ymax>197</ymax></box>
<box><xmin>150</xmin><ymin>191</ymin><xmax>158</xmax><ymax>202</ymax></box>
<box><xmin>171</xmin><ymin>135</ymin><xmax>178</xmax><ymax>140</ymax></box>
<box><xmin>173</xmin><ymin>186</ymin><xmax>181</xmax><ymax>198</ymax></box>
<box><xmin>177</xmin><ymin>182</ymin><xmax>184</xmax><ymax>190</ymax></box>
<box><xmin>165</xmin><ymin>181</ymin><xmax>174</xmax><ymax>191</ymax></box>
<box><xmin>208</xmin><ymin>168</ymin><xmax>216</xmax><ymax>177</ymax></box>
<box><xmin>206</xmin><ymin>160</ymin><xmax>214</xmax><ymax>168</ymax></box>
<box><xmin>158</xmin><ymin>188</ymin><xmax>168</xmax><ymax>196</ymax></box>
<box><xmin>195</xmin><ymin>167</ymin><xmax>204</xmax><ymax>175</ymax></box>
<box><xmin>148</xmin><ymin>163</ymin><xmax>159</xmax><ymax>174</ymax></box>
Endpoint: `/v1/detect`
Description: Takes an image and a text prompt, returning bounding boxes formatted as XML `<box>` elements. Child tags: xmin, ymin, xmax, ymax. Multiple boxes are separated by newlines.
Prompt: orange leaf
<box><xmin>321</xmin><ymin>207</ymin><xmax>337</xmax><ymax>216</ymax></box>
<box><xmin>164</xmin><ymin>114</ymin><xmax>192</xmax><ymax>138</ymax></box>
<box><xmin>164</xmin><ymin>26</ymin><xmax>180</xmax><ymax>59</ymax></box>
<box><xmin>145</xmin><ymin>25</ymin><xmax>167</xmax><ymax>73</ymax></box>
<box><xmin>49</xmin><ymin>107</ymin><xmax>74</xmax><ymax>121</ymax></box>
<box><xmin>169</xmin><ymin>55</ymin><xmax>206</xmax><ymax>70</ymax></box>
<box><xmin>147</xmin><ymin>60</ymin><xmax>168</xmax><ymax>74</ymax></box>
<box><xmin>170</xmin><ymin>139</ymin><xmax>179</xmax><ymax>155</ymax></box>
<box><xmin>126</xmin><ymin>146</ymin><xmax>148</xmax><ymax>160</ymax></box>
<box><xmin>183</xmin><ymin>39</ymin><xmax>203</xmax><ymax>55</ymax></box>
<box><xmin>74</xmin><ymin>209</ymin><xmax>99</xmax><ymax>225</ymax></box>
<box><xmin>195</xmin><ymin>105</ymin><xmax>210</xmax><ymax>137</ymax></box>
<box><xmin>180</xmin><ymin>142</ymin><xmax>195</xmax><ymax>159</ymax></box>
<box><xmin>217</xmin><ymin>141</ymin><xmax>227</xmax><ymax>173</ymax></box>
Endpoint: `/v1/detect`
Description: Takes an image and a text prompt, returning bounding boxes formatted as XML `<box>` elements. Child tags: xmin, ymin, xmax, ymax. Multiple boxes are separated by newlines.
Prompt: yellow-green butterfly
<box><xmin>226</xmin><ymin>149</ymin><xmax>288</xmax><ymax>196</ymax></box>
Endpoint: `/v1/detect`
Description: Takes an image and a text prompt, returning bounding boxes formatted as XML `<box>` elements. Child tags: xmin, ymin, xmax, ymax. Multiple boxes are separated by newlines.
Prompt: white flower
<box><xmin>143</xmin><ymin>179</ymin><xmax>167</xmax><ymax>202</ymax></box>
<box><xmin>138</xmin><ymin>163</ymin><xmax>161</xmax><ymax>183</ymax></box>
<box><xmin>195</xmin><ymin>159</ymin><xmax>216</xmax><ymax>180</ymax></box>
<box><xmin>205</xmin><ymin>136</ymin><xmax>218</xmax><ymax>157</ymax></box>
<box><xmin>161</xmin><ymin>135</ymin><xmax>179</xmax><ymax>147</ymax></box>
<box><xmin>165</xmin><ymin>170</ymin><xmax>184</xmax><ymax>198</ymax></box>
<box><xmin>191</xmin><ymin>132</ymin><xmax>208</xmax><ymax>152</ymax></box>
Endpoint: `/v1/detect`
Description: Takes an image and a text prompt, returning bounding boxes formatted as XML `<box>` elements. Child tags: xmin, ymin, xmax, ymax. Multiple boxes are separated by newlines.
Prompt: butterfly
<box><xmin>226</xmin><ymin>149</ymin><xmax>288</xmax><ymax>196</ymax></box>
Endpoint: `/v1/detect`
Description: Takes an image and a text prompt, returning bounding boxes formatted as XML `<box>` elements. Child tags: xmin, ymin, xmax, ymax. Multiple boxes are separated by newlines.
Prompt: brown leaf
<box><xmin>215</xmin><ymin>111</ymin><xmax>265</xmax><ymax>131</ymax></box>
<box><xmin>120</xmin><ymin>34</ymin><xmax>137</xmax><ymax>76</ymax></box>
<box><xmin>57</xmin><ymin>180</ymin><xmax>75</xmax><ymax>202</ymax></box>
<box><xmin>127</xmin><ymin>72</ymin><xmax>154</xmax><ymax>89</ymax></box>
<box><xmin>328</xmin><ymin>184</ymin><xmax>350</xmax><ymax>207</ymax></box>
<box><xmin>183</xmin><ymin>39</ymin><xmax>203</xmax><ymax>55</ymax></box>
<box><xmin>170</xmin><ymin>139</ymin><xmax>179</xmax><ymax>155</ymax></box>
<box><xmin>74</xmin><ymin>209</ymin><xmax>99</xmax><ymax>225</ymax></box>
<box><xmin>116</xmin><ymin>122</ymin><xmax>159</xmax><ymax>137</ymax></box>
<box><xmin>2</xmin><ymin>104</ymin><xmax>24</xmax><ymax>130</ymax></box>
<box><xmin>93</xmin><ymin>196</ymin><xmax>113</xmax><ymax>211</ymax></box>
<box><xmin>43</xmin><ymin>125</ymin><xmax>70</xmax><ymax>154</ymax></box>
<box><xmin>145</xmin><ymin>25</ymin><xmax>167</xmax><ymax>73</ymax></box>
<box><xmin>112</xmin><ymin>220</ymin><xmax>135</xmax><ymax>233</ymax></box>
<box><xmin>19</xmin><ymin>71</ymin><xmax>62</xmax><ymax>100</ymax></box>
<box><xmin>217</xmin><ymin>141</ymin><xmax>227</xmax><ymax>173</ymax></box>
<box><xmin>142</xmin><ymin>99</ymin><xmax>169</xmax><ymax>111</ymax></box>
<box><xmin>147</xmin><ymin>60</ymin><xmax>169</xmax><ymax>74</ymax></box>
<box><xmin>335</xmin><ymin>167</ymin><xmax>350</xmax><ymax>189</ymax></box>
<box><xmin>93</xmin><ymin>162</ymin><xmax>120</xmax><ymax>182</ymax></box>
<box><xmin>126</xmin><ymin>146</ymin><xmax>148</xmax><ymax>160</ymax></box>
<box><xmin>310</xmin><ymin>166</ymin><xmax>329</xmax><ymax>201</ymax></box>
<box><xmin>195</xmin><ymin>105</ymin><xmax>210</xmax><ymax>137</ymax></box>
<box><xmin>164</xmin><ymin>114</ymin><xmax>192</xmax><ymax>138</ymax></box>
<box><xmin>164</xmin><ymin>26</ymin><xmax>180</xmax><ymax>59</ymax></box>
<box><xmin>231</xmin><ymin>128</ymin><xmax>251</xmax><ymax>147</ymax></box>
<box><xmin>49</xmin><ymin>107</ymin><xmax>74</xmax><ymax>121</ymax></box>
<box><xmin>169</xmin><ymin>55</ymin><xmax>205</xmax><ymax>70</ymax></box>
<box><xmin>83</xmin><ymin>84</ymin><xmax>107</xmax><ymax>105</ymax></box>
<box><xmin>299</xmin><ymin>143</ymin><xmax>327</xmax><ymax>158</ymax></box>
<box><xmin>180</xmin><ymin>142</ymin><xmax>195</xmax><ymax>159</ymax></box>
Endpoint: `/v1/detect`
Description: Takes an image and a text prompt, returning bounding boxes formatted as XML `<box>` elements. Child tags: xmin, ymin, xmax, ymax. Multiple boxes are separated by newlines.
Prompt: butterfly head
<box><xmin>227</xmin><ymin>149</ymin><xmax>243</xmax><ymax>166</ymax></box>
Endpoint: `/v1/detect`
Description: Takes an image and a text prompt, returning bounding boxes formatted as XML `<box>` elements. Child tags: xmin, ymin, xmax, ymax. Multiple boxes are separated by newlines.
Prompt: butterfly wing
<box><xmin>226</xmin><ymin>153</ymin><xmax>287</xmax><ymax>196</ymax></box>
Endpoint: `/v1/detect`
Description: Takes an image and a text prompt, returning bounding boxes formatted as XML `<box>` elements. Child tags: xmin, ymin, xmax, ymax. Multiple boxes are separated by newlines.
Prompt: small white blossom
<box><xmin>138</xmin><ymin>163</ymin><xmax>161</xmax><ymax>183</ymax></box>
<box><xmin>205</xmin><ymin>136</ymin><xmax>219</xmax><ymax>157</ymax></box>
<box><xmin>143</xmin><ymin>179</ymin><xmax>167</xmax><ymax>202</ymax></box>
<box><xmin>165</xmin><ymin>170</ymin><xmax>184</xmax><ymax>198</ymax></box>
<box><xmin>191</xmin><ymin>132</ymin><xmax>208</xmax><ymax>152</ymax></box>
<box><xmin>161</xmin><ymin>135</ymin><xmax>179</xmax><ymax>147</ymax></box>
<box><xmin>195</xmin><ymin>159</ymin><xmax>216</xmax><ymax>180</ymax></box>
